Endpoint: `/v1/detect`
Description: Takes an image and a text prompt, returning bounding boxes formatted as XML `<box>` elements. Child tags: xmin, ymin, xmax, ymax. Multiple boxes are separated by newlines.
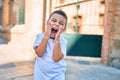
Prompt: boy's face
<box><xmin>47</xmin><ymin>13</ymin><xmax>67</xmax><ymax>39</ymax></box>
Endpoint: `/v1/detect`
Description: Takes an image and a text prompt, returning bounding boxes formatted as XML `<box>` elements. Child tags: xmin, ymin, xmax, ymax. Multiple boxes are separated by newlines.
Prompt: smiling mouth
<box><xmin>51</xmin><ymin>28</ymin><xmax>58</xmax><ymax>34</ymax></box>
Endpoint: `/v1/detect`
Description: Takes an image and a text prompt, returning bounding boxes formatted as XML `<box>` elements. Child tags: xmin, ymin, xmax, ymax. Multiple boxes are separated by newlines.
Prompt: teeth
<box><xmin>53</xmin><ymin>28</ymin><xmax>57</xmax><ymax>30</ymax></box>
<box><xmin>52</xmin><ymin>28</ymin><xmax>57</xmax><ymax>31</ymax></box>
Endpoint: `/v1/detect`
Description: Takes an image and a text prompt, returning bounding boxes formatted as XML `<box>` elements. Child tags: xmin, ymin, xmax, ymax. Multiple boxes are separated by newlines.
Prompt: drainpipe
<box><xmin>49</xmin><ymin>0</ymin><xmax>52</xmax><ymax>14</ymax></box>
<box><xmin>75</xmin><ymin>0</ymin><xmax>79</xmax><ymax>32</ymax></box>
<box><xmin>42</xmin><ymin>0</ymin><xmax>47</xmax><ymax>32</ymax></box>
<box><xmin>2</xmin><ymin>0</ymin><xmax>9</xmax><ymax>27</ymax></box>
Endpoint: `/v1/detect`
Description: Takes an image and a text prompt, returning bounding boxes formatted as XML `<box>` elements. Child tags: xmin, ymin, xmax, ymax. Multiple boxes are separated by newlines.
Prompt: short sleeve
<box><xmin>60</xmin><ymin>38</ymin><xmax>67</xmax><ymax>58</ymax></box>
<box><xmin>33</xmin><ymin>33</ymin><xmax>44</xmax><ymax>49</ymax></box>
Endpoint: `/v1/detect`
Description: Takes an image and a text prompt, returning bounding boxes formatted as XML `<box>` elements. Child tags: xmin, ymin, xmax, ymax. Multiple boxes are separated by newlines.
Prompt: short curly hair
<box><xmin>48</xmin><ymin>10</ymin><xmax>68</xmax><ymax>26</ymax></box>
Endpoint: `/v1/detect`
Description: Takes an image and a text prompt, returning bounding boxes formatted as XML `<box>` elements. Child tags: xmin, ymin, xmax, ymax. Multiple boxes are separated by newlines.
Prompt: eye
<box><xmin>51</xmin><ymin>19</ymin><xmax>56</xmax><ymax>22</ymax></box>
<box><xmin>59</xmin><ymin>22</ymin><xmax>64</xmax><ymax>26</ymax></box>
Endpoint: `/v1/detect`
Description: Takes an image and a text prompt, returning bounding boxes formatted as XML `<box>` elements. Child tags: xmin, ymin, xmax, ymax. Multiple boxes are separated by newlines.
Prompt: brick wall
<box><xmin>102</xmin><ymin>0</ymin><xmax>120</xmax><ymax>69</ymax></box>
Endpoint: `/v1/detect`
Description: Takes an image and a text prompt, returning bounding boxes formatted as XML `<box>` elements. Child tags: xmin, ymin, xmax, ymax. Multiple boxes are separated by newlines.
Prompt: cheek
<box><xmin>60</xmin><ymin>26</ymin><xmax>65</xmax><ymax>31</ymax></box>
<box><xmin>61</xmin><ymin>26</ymin><xmax>65</xmax><ymax>29</ymax></box>
<box><xmin>50</xmin><ymin>23</ymin><xmax>55</xmax><ymax>28</ymax></box>
<box><xmin>47</xmin><ymin>21</ymin><xmax>53</xmax><ymax>27</ymax></box>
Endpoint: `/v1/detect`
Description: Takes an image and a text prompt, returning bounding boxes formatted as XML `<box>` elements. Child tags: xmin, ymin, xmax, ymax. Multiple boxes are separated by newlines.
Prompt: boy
<box><xmin>33</xmin><ymin>10</ymin><xmax>67</xmax><ymax>80</ymax></box>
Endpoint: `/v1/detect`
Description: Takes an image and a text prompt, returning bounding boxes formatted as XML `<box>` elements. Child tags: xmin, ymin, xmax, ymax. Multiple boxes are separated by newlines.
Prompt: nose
<box><xmin>54</xmin><ymin>22</ymin><xmax>59</xmax><ymax>27</ymax></box>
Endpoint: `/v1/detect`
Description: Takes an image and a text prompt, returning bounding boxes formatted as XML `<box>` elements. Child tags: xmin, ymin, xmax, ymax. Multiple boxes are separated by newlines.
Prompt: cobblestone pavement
<box><xmin>0</xmin><ymin>59</ymin><xmax>120</xmax><ymax>80</ymax></box>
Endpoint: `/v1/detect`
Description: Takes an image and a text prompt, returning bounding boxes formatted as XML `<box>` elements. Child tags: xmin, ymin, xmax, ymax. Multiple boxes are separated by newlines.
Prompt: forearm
<box><xmin>35</xmin><ymin>37</ymin><xmax>48</xmax><ymax>57</ymax></box>
<box><xmin>53</xmin><ymin>40</ymin><xmax>63</xmax><ymax>62</ymax></box>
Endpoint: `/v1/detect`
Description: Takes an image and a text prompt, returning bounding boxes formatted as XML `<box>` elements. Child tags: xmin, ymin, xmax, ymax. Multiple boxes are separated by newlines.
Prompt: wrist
<box><xmin>54</xmin><ymin>38</ymin><xmax>60</xmax><ymax>42</ymax></box>
<box><xmin>44</xmin><ymin>33</ymin><xmax>49</xmax><ymax>39</ymax></box>
<box><xmin>44</xmin><ymin>36</ymin><xmax>49</xmax><ymax>40</ymax></box>
<box><xmin>55</xmin><ymin>36</ymin><xmax>60</xmax><ymax>40</ymax></box>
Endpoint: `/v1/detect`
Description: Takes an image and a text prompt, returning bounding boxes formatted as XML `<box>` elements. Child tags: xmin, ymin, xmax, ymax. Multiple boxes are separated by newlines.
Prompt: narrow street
<box><xmin>0</xmin><ymin>61</ymin><xmax>34</xmax><ymax>80</ymax></box>
<box><xmin>0</xmin><ymin>0</ymin><xmax>120</xmax><ymax>80</ymax></box>
<box><xmin>0</xmin><ymin>57</ymin><xmax>120</xmax><ymax>80</ymax></box>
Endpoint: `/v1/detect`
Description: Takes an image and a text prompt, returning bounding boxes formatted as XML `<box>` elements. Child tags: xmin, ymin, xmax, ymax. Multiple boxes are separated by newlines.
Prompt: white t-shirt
<box><xmin>33</xmin><ymin>33</ymin><xmax>67</xmax><ymax>80</ymax></box>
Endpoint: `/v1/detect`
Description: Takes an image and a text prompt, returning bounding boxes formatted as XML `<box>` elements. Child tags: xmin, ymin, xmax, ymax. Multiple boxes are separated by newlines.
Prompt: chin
<box><xmin>50</xmin><ymin>36</ymin><xmax>55</xmax><ymax>39</ymax></box>
<box><xmin>50</xmin><ymin>33</ymin><xmax>56</xmax><ymax>39</ymax></box>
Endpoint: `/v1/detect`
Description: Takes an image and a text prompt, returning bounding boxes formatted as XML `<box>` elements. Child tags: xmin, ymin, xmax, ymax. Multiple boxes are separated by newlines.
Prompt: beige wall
<box><xmin>0</xmin><ymin>0</ymin><xmax>44</xmax><ymax>64</ymax></box>
<box><xmin>53</xmin><ymin>0</ymin><xmax>104</xmax><ymax>35</ymax></box>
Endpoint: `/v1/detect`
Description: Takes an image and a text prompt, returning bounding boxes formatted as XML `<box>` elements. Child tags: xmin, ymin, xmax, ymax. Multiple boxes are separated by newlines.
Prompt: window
<box><xmin>9</xmin><ymin>0</ymin><xmax>25</xmax><ymax>24</ymax></box>
<box><xmin>0</xmin><ymin>0</ymin><xmax>25</xmax><ymax>26</ymax></box>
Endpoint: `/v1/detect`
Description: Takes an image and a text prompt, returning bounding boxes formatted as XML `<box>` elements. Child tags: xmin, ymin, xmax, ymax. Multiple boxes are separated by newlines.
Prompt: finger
<box><xmin>58</xmin><ymin>26</ymin><xmax>62</xmax><ymax>33</ymax></box>
<box><xmin>47</xmin><ymin>26</ymin><xmax>51</xmax><ymax>31</ymax></box>
<box><xmin>56</xmin><ymin>27</ymin><xmax>61</xmax><ymax>37</ymax></box>
<box><xmin>48</xmin><ymin>27</ymin><xmax>51</xmax><ymax>30</ymax></box>
<box><xmin>47</xmin><ymin>21</ymin><xmax>52</xmax><ymax>27</ymax></box>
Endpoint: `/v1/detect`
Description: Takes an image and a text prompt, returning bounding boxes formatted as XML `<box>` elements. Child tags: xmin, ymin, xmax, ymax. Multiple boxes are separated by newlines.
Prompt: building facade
<box><xmin>0</xmin><ymin>0</ymin><xmax>120</xmax><ymax>69</ymax></box>
<box><xmin>0</xmin><ymin>0</ymin><xmax>45</xmax><ymax>64</ymax></box>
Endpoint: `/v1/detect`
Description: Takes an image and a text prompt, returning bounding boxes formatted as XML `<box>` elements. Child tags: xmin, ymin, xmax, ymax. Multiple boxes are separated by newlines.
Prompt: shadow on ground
<box><xmin>0</xmin><ymin>59</ymin><xmax>120</xmax><ymax>80</ymax></box>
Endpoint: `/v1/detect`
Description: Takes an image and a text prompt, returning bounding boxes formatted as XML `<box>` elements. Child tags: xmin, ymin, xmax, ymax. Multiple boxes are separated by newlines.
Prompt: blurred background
<box><xmin>0</xmin><ymin>0</ymin><xmax>105</xmax><ymax>64</ymax></box>
<box><xmin>0</xmin><ymin>0</ymin><xmax>120</xmax><ymax>80</ymax></box>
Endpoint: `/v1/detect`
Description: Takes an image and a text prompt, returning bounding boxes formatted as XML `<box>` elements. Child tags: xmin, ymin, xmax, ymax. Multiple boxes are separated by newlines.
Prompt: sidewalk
<box><xmin>0</xmin><ymin>61</ymin><xmax>34</xmax><ymax>80</ymax></box>
<box><xmin>66</xmin><ymin>59</ymin><xmax>120</xmax><ymax>80</ymax></box>
<box><xmin>0</xmin><ymin>58</ymin><xmax>120</xmax><ymax>80</ymax></box>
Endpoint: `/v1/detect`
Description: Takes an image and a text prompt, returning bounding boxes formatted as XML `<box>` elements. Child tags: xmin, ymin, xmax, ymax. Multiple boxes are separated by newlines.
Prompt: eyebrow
<box><xmin>59</xmin><ymin>21</ymin><xmax>65</xmax><ymax>24</ymax></box>
<box><xmin>51</xmin><ymin>18</ymin><xmax>65</xmax><ymax>23</ymax></box>
<box><xmin>51</xmin><ymin>18</ymin><xmax>56</xmax><ymax>20</ymax></box>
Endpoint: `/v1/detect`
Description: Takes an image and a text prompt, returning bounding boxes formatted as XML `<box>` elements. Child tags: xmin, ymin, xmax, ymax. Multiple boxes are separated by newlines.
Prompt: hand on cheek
<box><xmin>45</xmin><ymin>23</ymin><xmax>52</xmax><ymax>38</ymax></box>
<box><xmin>55</xmin><ymin>27</ymin><xmax>62</xmax><ymax>41</ymax></box>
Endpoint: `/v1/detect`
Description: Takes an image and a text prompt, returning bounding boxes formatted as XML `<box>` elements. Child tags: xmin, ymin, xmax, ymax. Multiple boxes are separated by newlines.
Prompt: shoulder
<box><xmin>36</xmin><ymin>33</ymin><xmax>44</xmax><ymax>37</ymax></box>
<box><xmin>60</xmin><ymin>36</ymin><xmax>67</xmax><ymax>45</ymax></box>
